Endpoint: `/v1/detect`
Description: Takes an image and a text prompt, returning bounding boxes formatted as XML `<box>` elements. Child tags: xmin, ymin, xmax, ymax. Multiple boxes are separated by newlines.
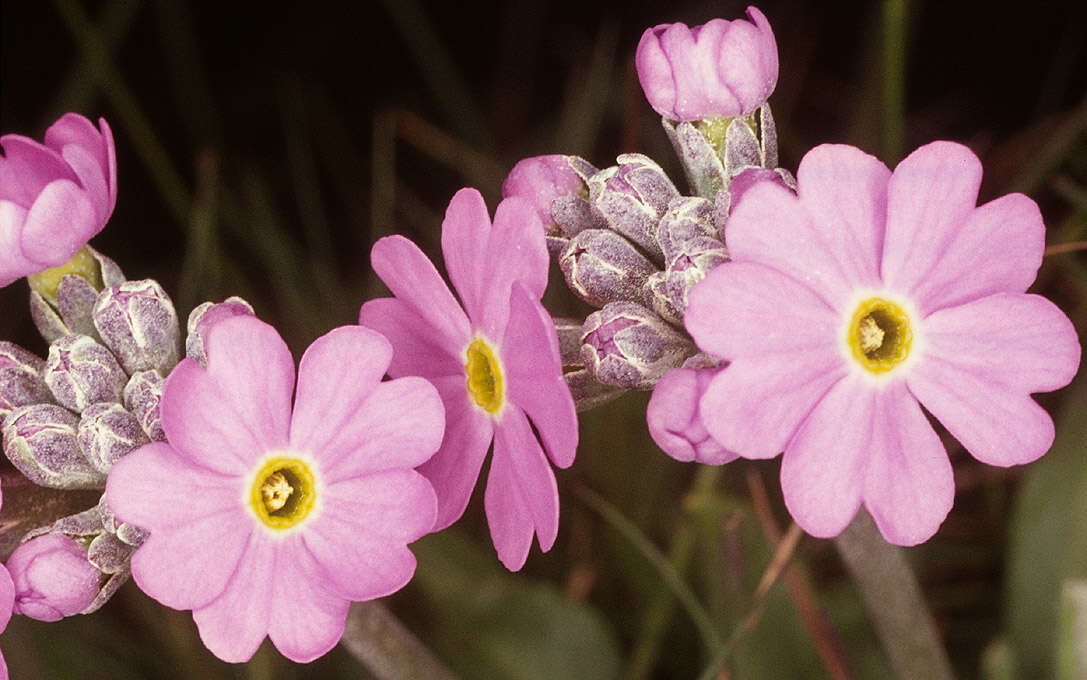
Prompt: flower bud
<box><xmin>647</xmin><ymin>367</ymin><xmax>737</xmax><ymax>465</ymax></box>
<box><xmin>43</xmin><ymin>334</ymin><xmax>127</xmax><ymax>413</ymax></box>
<box><xmin>78</xmin><ymin>403</ymin><xmax>150</xmax><ymax>474</ymax></box>
<box><xmin>588</xmin><ymin>154</ymin><xmax>679</xmax><ymax>262</ymax></box>
<box><xmin>649</xmin><ymin>198</ymin><xmax>730</xmax><ymax>323</ymax></box>
<box><xmin>635</xmin><ymin>8</ymin><xmax>778</xmax><ymax>122</ymax></box>
<box><xmin>97</xmin><ymin>492</ymin><xmax>148</xmax><ymax>547</ymax></box>
<box><xmin>0</xmin><ymin>342</ymin><xmax>51</xmax><ymax>418</ymax></box>
<box><xmin>580</xmin><ymin>301</ymin><xmax>696</xmax><ymax>390</ymax></box>
<box><xmin>560</xmin><ymin>229</ymin><xmax>659</xmax><ymax>308</ymax></box>
<box><xmin>502</xmin><ymin>155</ymin><xmax>597</xmax><ymax>232</ymax></box>
<box><xmin>54</xmin><ymin>273</ymin><xmax>100</xmax><ymax>337</ymax></box>
<box><xmin>3</xmin><ymin>404</ymin><xmax>105</xmax><ymax>488</ymax></box>
<box><xmin>661</xmin><ymin>119</ymin><xmax>728</xmax><ymax>199</ymax></box>
<box><xmin>122</xmin><ymin>369</ymin><xmax>165</xmax><ymax>442</ymax></box>
<box><xmin>185</xmin><ymin>296</ymin><xmax>255</xmax><ymax>366</ymax></box>
<box><xmin>7</xmin><ymin>534</ymin><xmax>101</xmax><ymax>621</ymax></box>
<box><xmin>93</xmin><ymin>279</ymin><xmax>181</xmax><ymax>376</ymax></box>
<box><xmin>564</xmin><ymin>368</ymin><xmax>624</xmax><ymax>411</ymax></box>
<box><xmin>87</xmin><ymin>532</ymin><xmax>136</xmax><ymax>574</ymax></box>
<box><xmin>28</xmin><ymin>247</ymin><xmax>126</xmax><ymax>345</ymax></box>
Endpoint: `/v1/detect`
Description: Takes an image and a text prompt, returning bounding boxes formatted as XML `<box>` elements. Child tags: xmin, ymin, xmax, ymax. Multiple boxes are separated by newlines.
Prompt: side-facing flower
<box><xmin>359</xmin><ymin>188</ymin><xmax>579</xmax><ymax>571</ymax></box>
<box><xmin>686</xmin><ymin>141</ymin><xmax>1081</xmax><ymax>545</ymax></box>
<box><xmin>635</xmin><ymin>7</ymin><xmax>778</xmax><ymax>121</ymax></box>
<box><xmin>106</xmin><ymin>316</ymin><xmax>443</xmax><ymax>662</ymax></box>
<box><xmin>0</xmin><ymin>113</ymin><xmax>117</xmax><ymax>287</ymax></box>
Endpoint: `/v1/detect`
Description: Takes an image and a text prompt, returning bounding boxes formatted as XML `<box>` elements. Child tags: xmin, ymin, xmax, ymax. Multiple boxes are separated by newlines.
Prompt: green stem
<box><xmin>834</xmin><ymin>510</ymin><xmax>955</xmax><ymax>680</ymax></box>
<box><xmin>341</xmin><ymin>601</ymin><xmax>459</xmax><ymax>680</ymax></box>
<box><xmin>882</xmin><ymin>0</ymin><xmax>908</xmax><ymax>164</ymax></box>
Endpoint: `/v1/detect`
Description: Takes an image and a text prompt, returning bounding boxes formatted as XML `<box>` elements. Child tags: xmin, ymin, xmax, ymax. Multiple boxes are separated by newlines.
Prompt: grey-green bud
<box><xmin>93</xmin><ymin>279</ymin><xmax>181</xmax><ymax>376</ymax></box>
<box><xmin>123</xmin><ymin>370</ymin><xmax>165</xmax><ymax>442</ymax></box>
<box><xmin>43</xmin><ymin>335</ymin><xmax>127</xmax><ymax>413</ymax></box>
<box><xmin>580</xmin><ymin>302</ymin><xmax>696</xmax><ymax>390</ymax></box>
<box><xmin>588</xmin><ymin>154</ymin><xmax>679</xmax><ymax>263</ymax></box>
<box><xmin>2</xmin><ymin>405</ymin><xmax>105</xmax><ymax>489</ymax></box>
<box><xmin>0</xmin><ymin>342</ymin><xmax>52</xmax><ymax>418</ymax></box>
<box><xmin>560</xmin><ymin>229</ymin><xmax>658</xmax><ymax>308</ymax></box>
<box><xmin>78</xmin><ymin>403</ymin><xmax>150</xmax><ymax>474</ymax></box>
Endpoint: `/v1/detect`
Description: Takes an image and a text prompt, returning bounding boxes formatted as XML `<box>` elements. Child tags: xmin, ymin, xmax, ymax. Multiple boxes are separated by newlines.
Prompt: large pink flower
<box><xmin>0</xmin><ymin>113</ymin><xmax>117</xmax><ymax>287</ymax></box>
<box><xmin>106</xmin><ymin>316</ymin><xmax>442</xmax><ymax>662</ymax></box>
<box><xmin>635</xmin><ymin>7</ymin><xmax>778</xmax><ymax>121</ymax></box>
<box><xmin>359</xmin><ymin>188</ymin><xmax>578</xmax><ymax>571</ymax></box>
<box><xmin>686</xmin><ymin>141</ymin><xmax>1081</xmax><ymax>545</ymax></box>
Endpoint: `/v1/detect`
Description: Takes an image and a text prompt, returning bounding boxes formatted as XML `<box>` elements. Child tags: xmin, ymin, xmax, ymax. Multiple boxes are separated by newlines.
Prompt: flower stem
<box><xmin>834</xmin><ymin>510</ymin><xmax>955</xmax><ymax>680</ymax></box>
<box><xmin>882</xmin><ymin>0</ymin><xmax>908</xmax><ymax>164</ymax></box>
<box><xmin>1045</xmin><ymin>240</ymin><xmax>1087</xmax><ymax>256</ymax></box>
<box><xmin>340</xmin><ymin>601</ymin><xmax>458</xmax><ymax>680</ymax></box>
<box><xmin>0</xmin><ymin>470</ymin><xmax>101</xmax><ymax>560</ymax></box>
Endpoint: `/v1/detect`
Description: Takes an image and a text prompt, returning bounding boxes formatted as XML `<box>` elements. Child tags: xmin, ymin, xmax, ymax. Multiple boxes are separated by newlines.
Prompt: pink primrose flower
<box><xmin>635</xmin><ymin>7</ymin><xmax>778</xmax><ymax>121</ymax></box>
<box><xmin>359</xmin><ymin>188</ymin><xmax>578</xmax><ymax>571</ymax></box>
<box><xmin>106</xmin><ymin>316</ymin><xmax>443</xmax><ymax>662</ymax></box>
<box><xmin>0</xmin><ymin>486</ymin><xmax>13</xmax><ymax>680</ymax></box>
<box><xmin>685</xmin><ymin>141</ymin><xmax>1081</xmax><ymax>545</ymax></box>
<box><xmin>0</xmin><ymin>113</ymin><xmax>117</xmax><ymax>287</ymax></box>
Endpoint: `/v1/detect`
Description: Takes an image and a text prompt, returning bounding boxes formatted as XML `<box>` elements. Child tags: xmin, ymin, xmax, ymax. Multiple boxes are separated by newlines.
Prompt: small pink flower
<box><xmin>635</xmin><ymin>7</ymin><xmax>778</xmax><ymax>121</ymax></box>
<box><xmin>106</xmin><ymin>316</ymin><xmax>442</xmax><ymax>662</ymax></box>
<box><xmin>359</xmin><ymin>188</ymin><xmax>578</xmax><ymax>571</ymax></box>
<box><xmin>686</xmin><ymin>141</ymin><xmax>1081</xmax><ymax>545</ymax></box>
<box><xmin>6</xmin><ymin>534</ymin><xmax>99</xmax><ymax>621</ymax></box>
<box><xmin>0</xmin><ymin>113</ymin><xmax>117</xmax><ymax>287</ymax></box>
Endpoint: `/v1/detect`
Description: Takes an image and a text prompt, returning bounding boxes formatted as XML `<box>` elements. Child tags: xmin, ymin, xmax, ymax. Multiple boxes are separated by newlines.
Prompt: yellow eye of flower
<box><xmin>465</xmin><ymin>338</ymin><xmax>504</xmax><ymax>414</ymax></box>
<box><xmin>847</xmin><ymin>297</ymin><xmax>913</xmax><ymax>374</ymax></box>
<box><xmin>249</xmin><ymin>456</ymin><xmax>317</xmax><ymax>530</ymax></box>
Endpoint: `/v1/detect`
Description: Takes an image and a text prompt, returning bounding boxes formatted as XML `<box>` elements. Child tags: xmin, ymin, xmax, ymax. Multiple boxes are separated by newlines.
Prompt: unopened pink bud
<box><xmin>7</xmin><ymin>534</ymin><xmax>100</xmax><ymax>621</ymax></box>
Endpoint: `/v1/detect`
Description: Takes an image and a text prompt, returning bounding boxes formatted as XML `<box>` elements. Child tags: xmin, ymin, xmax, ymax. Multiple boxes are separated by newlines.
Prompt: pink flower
<box><xmin>7</xmin><ymin>534</ymin><xmax>99</xmax><ymax>621</ymax></box>
<box><xmin>635</xmin><ymin>7</ymin><xmax>778</xmax><ymax>121</ymax></box>
<box><xmin>647</xmin><ymin>366</ymin><xmax>736</xmax><ymax>465</ymax></box>
<box><xmin>685</xmin><ymin>141</ymin><xmax>1081</xmax><ymax>545</ymax></box>
<box><xmin>0</xmin><ymin>487</ymin><xmax>13</xmax><ymax>680</ymax></box>
<box><xmin>359</xmin><ymin>188</ymin><xmax>578</xmax><ymax>571</ymax></box>
<box><xmin>0</xmin><ymin>113</ymin><xmax>117</xmax><ymax>287</ymax></box>
<box><xmin>106</xmin><ymin>316</ymin><xmax>443</xmax><ymax>662</ymax></box>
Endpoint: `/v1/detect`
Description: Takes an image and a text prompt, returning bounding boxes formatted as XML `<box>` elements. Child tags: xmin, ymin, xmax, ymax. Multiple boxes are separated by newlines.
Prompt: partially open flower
<box><xmin>107</xmin><ymin>316</ymin><xmax>443</xmax><ymax>663</ymax></box>
<box><xmin>6</xmin><ymin>534</ymin><xmax>100</xmax><ymax>622</ymax></box>
<box><xmin>0</xmin><ymin>114</ymin><xmax>117</xmax><ymax>288</ymax></box>
<box><xmin>635</xmin><ymin>7</ymin><xmax>778</xmax><ymax>122</ymax></box>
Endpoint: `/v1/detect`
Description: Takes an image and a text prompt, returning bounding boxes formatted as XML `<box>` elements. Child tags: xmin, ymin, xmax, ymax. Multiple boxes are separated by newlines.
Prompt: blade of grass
<box><xmin>554</xmin><ymin>20</ymin><xmax>618</xmax><ymax>158</ymax></box>
<box><xmin>882</xmin><ymin>0</ymin><xmax>908</xmax><ymax>164</ymax></box>
<box><xmin>574</xmin><ymin>483</ymin><xmax>722</xmax><ymax>657</ymax></box>
<box><xmin>176</xmin><ymin>148</ymin><xmax>221</xmax><ymax>314</ymax></box>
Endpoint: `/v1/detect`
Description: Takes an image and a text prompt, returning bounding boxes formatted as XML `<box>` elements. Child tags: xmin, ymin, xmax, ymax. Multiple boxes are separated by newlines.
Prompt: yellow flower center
<box><xmin>248</xmin><ymin>456</ymin><xmax>317</xmax><ymax>530</ymax></box>
<box><xmin>465</xmin><ymin>338</ymin><xmax>504</xmax><ymax>414</ymax></box>
<box><xmin>847</xmin><ymin>297</ymin><xmax>913</xmax><ymax>374</ymax></box>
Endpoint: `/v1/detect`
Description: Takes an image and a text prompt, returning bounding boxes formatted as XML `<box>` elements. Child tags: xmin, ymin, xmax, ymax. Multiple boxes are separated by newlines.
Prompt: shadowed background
<box><xmin>1</xmin><ymin>0</ymin><xmax>1086</xmax><ymax>678</ymax></box>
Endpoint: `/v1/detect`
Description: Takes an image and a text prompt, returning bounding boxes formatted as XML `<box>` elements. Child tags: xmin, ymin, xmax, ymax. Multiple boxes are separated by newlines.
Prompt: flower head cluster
<box><xmin>685</xmin><ymin>142</ymin><xmax>1081</xmax><ymax>544</ymax></box>
<box><xmin>0</xmin><ymin>113</ymin><xmax>116</xmax><ymax>288</ymax></box>
<box><xmin>107</xmin><ymin>315</ymin><xmax>443</xmax><ymax>661</ymax></box>
<box><xmin>360</xmin><ymin>188</ymin><xmax>578</xmax><ymax>571</ymax></box>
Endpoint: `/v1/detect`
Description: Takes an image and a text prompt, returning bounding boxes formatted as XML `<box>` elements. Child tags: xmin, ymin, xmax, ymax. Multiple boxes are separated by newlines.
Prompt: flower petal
<box><xmin>725</xmin><ymin>160</ymin><xmax>874</xmax><ymax>309</ymax></box>
<box><xmin>0</xmin><ymin>135</ymin><xmax>76</xmax><ymax>207</ymax></box>
<box><xmin>358</xmin><ymin>297</ymin><xmax>463</xmax><ymax>378</ymax></box>
<box><xmin>862</xmin><ymin>383</ymin><xmax>953</xmax><ymax>546</ymax></box>
<box><xmin>268</xmin><ymin>537</ymin><xmax>350</xmax><ymax>663</ymax></box>
<box><xmin>484</xmin><ymin>408</ymin><xmax>560</xmax><ymax>571</ymax></box>
<box><xmin>0</xmin><ymin>200</ymin><xmax>33</xmax><ymax>285</ymax></box>
<box><xmin>880</xmin><ymin>141</ymin><xmax>983</xmax><ymax>300</ymax></box>
<box><xmin>417</xmin><ymin>376</ymin><xmax>494</xmax><ymax>530</ymax></box>
<box><xmin>686</xmin><ymin>261</ymin><xmax>839</xmax><ymax>360</ymax></box>
<box><xmin>20</xmin><ymin>179</ymin><xmax>98</xmax><ymax>267</ymax></box>
<box><xmin>794</xmin><ymin>144</ymin><xmax>889</xmax><ymax>288</ymax></box>
<box><xmin>440</xmin><ymin>187</ymin><xmax>492</xmax><ymax>322</ymax></box>
<box><xmin>647</xmin><ymin>367</ymin><xmax>737</xmax><ymax>465</ymax></box>
<box><xmin>304</xmin><ymin>470</ymin><xmax>435</xmax><ymax>601</ymax></box>
<box><xmin>699</xmin><ymin>351</ymin><xmax>845</xmax><ymax>459</ymax></box>
<box><xmin>290</xmin><ymin>325</ymin><xmax>389</xmax><ymax>455</ymax></box>
<box><xmin>371</xmin><ymin>235</ymin><xmax>472</xmax><ymax>351</ymax></box>
<box><xmin>0</xmin><ymin>564</ymin><xmax>13</xmax><ymax>633</ymax></box>
<box><xmin>907</xmin><ymin>294</ymin><xmax>1080</xmax><ymax>465</ymax></box>
<box><xmin>907</xmin><ymin>193</ymin><xmax>1045</xmax><ymax>313</ymax></box>
<box><xmin>129</xmin><ymin>509</ymin><xmax>252</xmax><ymax>611</ymax></box>
<box><xmin>192</xmin><ymin>533</ymin><xmax>273</xmax><ymax>663</ymax></box>
<box><xmin>780</xmin><ymin>375</ymin><xmax>869</xmax><ymax>537</ymax></box>
<box><xmin>315</xmin><ymin>376</ymin><xmax>445</xmax><ymax>482</ymax></box>
<box><xmin>502</xmin><ymin>283</ymin><xmax>578</xmax><ymax>468</ymax></box>
<box><xmin>106</xmin><ymin>442</ymin><xmax>239</xmax><ymax>529</ymax></box>
<box><xmin>475</xmin><ymin>196</ymin><xmax>549</xmax><ymax>339</ymax></box>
